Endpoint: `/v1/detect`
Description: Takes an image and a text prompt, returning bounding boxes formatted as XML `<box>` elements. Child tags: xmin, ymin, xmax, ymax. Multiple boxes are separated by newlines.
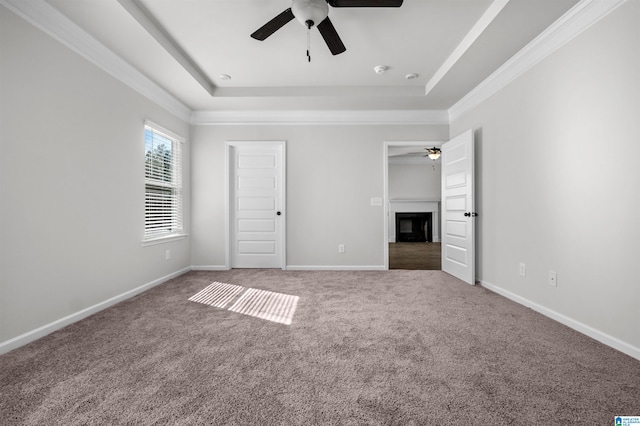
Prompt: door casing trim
<box><xmin>225</xmin><ymin>140</ymin><xmax>287</xmax><ymax>270</ymax></box>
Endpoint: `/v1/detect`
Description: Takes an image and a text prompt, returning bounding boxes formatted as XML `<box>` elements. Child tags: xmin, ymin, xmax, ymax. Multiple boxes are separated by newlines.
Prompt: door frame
<box><xmin>383</xmin><ymin>140</ymin><xmax>444</xmax><ymax>270</ymax></box>
<box><xmin>225</xmin><ymin>140</ymin><xmax>287</xmax><ymax>270</ymax></box>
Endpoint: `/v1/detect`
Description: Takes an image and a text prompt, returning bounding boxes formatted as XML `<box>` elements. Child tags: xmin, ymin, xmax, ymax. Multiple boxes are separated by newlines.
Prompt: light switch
<box><xmin>370</xmin><ymin>197</ymin><xmax>383</xmax><ymax>206</ymax></box>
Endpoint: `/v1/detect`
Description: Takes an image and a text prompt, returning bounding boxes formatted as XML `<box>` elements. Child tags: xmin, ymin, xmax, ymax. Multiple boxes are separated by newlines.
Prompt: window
<box><xmin>144</xmin><ymin>121</ymin><xmax>183</xmax><ymax>241</ymax></box>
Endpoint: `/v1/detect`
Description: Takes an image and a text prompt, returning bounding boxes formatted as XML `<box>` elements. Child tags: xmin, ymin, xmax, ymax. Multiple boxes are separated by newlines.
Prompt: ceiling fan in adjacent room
<box><xmin>251</xmin><ymin>0</ymin><xmax>403</xmax><ymax>60</ymax></box>
<box><xmin>424</xmin><ymin>147</ymin><xmax>441</xmax><ymax>160</ymax></box>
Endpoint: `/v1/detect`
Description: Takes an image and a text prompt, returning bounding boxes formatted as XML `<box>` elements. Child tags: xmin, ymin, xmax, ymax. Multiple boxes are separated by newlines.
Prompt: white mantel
<box><xmin>389</xmin><ymin>199</ymin><xmax>440</xmax><ymax>243</ymax></box>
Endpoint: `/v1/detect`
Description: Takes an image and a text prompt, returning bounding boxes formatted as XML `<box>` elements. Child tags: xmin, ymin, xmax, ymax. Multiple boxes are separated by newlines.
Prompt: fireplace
<box><xmin>388</xmin><ymin>200</ymin><xmax>439</xmax><ymax>243</ymax></box>
<box><xmin>395</xmin><ymin>212</ymin><xmax>432</xmax><ymax>242</ymax></box>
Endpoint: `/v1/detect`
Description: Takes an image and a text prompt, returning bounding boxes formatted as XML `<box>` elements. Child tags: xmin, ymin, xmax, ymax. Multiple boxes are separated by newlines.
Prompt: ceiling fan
<box><xmin>424</xmin><ymin>147</ymin><xmax>441</xmax><ymax>160</ymax></box>
<box><xmin>251</xmin><ymin>0</ymin><xmax>403</xmax><ymax>59</ymax></box>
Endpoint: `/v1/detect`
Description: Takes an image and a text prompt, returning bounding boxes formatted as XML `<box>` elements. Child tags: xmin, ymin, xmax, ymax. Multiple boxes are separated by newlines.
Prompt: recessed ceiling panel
<box><xmin>44</xmin><ymin>0</ymin><xmax>578</xmax><ymax>111</ymax></box>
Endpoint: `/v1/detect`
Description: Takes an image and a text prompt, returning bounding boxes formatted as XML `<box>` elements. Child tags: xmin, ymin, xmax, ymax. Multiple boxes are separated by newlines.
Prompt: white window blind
<box><xmin>144</xmin><ymin>121</ymin><xmax>183</xmax><ymax>240</ymax></box>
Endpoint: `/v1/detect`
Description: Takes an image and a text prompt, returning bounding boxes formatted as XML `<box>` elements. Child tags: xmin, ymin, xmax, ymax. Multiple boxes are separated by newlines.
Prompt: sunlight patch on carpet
<box><xmin>228</xmin><ymin>288</ymin><xmax>299</xmax><ymax>325</ymax></box>
<box><xmin>189</xmin><ymin>283</ymin><xmax>299</xmax><ymax>325</ymax></box>
<box><xmin>188</xmin><ymin>282</ymin><xmax>245</xmax><ymax>308</ymax></box>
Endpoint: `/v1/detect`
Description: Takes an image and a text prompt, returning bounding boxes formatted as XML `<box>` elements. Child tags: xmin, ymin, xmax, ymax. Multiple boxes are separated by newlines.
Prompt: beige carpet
<box><xmin>1</xmin><ymin>269</ymin><xmax>638</xmax><ymax>425</ymax></box>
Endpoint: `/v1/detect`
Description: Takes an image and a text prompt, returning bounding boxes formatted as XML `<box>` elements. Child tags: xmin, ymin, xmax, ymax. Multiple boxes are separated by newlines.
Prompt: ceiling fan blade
<box><xmin>327</xmin><ymin>0</ymin><xmax>403</xmax><ymax>7</ymax></box>
<box><xmin>251</xmin><ymin>8</ymin><xmax>295</xmax><ymax>41</ymax></box>
<box><xmin>317</xmin><ymin>17</ymin><xmax>346</xmax><ymax>55</ymax></box>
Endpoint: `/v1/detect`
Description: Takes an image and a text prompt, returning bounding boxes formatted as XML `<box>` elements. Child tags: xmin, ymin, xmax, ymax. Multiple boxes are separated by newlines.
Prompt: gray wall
<box><xmin>388</xmin><ymin>162</ymin><xmax>441</xmax><ymax>200</ymax></box>
<box><xmin>0</xmin><ymin>7</ymin><xmax>191</xmax><ymax>346</ymax></box>
<box><xmin>450</xmin><ymin>1</ymin><xmax>640</xmax><ymax>352</ymax></box>
<box><xmin>190</xmin><ymin>125</ymin><xmax>448</xmax><ymax>269</ymax></box>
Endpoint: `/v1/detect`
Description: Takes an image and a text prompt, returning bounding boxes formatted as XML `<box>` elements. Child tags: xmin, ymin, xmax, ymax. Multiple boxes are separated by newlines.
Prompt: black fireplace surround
<box><xmin>395</xmin><ymin>212</ymin><xmax>432</xmax><ymax>242</ymax></box>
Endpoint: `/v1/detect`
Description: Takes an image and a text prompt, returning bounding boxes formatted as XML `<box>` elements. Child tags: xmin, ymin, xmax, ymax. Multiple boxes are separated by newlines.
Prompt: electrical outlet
<box><xmin>165</xmin><ymin>249</ymin><xmax>171</xmax><ymax>261</ymax></box>
<box><xmin>548</xmin><ymin>270</ymin><xmax>557</xmax><ymax>287</ymax></box>
<box><xmin>338</xmin><ymin>244</ymin><xmax>345</xmax><ymax>253</ymax></box>
<box><xmin>519</xmin><ymin>263</ymin><xmax>526</xmax><ymax>277</ymax></box>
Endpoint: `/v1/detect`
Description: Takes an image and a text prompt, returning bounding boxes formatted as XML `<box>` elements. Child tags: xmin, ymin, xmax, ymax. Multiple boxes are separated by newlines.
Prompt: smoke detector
<box><xmin>374</xmin><ymin>65</ymin><xmax>389</xmax><ymax>74</ymax></box>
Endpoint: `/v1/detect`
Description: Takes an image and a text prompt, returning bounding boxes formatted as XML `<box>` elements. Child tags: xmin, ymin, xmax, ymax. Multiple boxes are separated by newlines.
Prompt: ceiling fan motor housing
<box><xmin>291</xmin><ymin>0</ymin><xmax>329</xmax><ymax>27</ymax></box>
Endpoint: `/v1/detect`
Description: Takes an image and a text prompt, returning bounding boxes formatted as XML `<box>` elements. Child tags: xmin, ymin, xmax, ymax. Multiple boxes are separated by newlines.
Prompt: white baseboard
<box><xmin>0</xmin><ymin>266</ymin><xmax>191</xmax><ymax>356</ymax></box>
<box><xmin>193</xmin><ymin>265</ymin><xmax>387</xmax><ymax>271</ymax></box>
<box><xmin>480</xmin><ymin>279</ymin><xmax>640</xmax><ymax>361</ymax></box>
<box><xmin>286</xmin><ymin>265</ymin><xmax>386</xmax><ymax>271</ymax></box>
<box><xmin>191</xmin><ymin>265</ymin><xmax>230</xmax><ymax>271</ymax></box>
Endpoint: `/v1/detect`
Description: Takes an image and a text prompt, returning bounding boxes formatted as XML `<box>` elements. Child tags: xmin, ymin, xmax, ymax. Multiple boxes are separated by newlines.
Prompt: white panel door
<box><xmin>229</xmin><ymin>142</ymin><xmax>285</xmax><ymax>268</ymax></box>
<box><xmin>441</xmin><ymin>130</ymin><xmax>475</xmax><ymax>285</ymax></box>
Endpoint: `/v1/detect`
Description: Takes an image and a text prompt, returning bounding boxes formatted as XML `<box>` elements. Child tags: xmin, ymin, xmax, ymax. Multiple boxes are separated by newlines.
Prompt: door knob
<box><xmin>277</xmin><ymin>211</ymin><xmax>282</xmax><ymax>216</ymax></box>
<box><xmin>464</xmin><ymin>212</ymin><xmax>471</xmax><ymax>217</ymax></box>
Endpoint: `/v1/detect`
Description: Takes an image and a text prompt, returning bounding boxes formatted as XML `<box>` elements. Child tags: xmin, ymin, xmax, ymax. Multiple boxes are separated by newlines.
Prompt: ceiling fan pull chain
<box><xmin>306</xmin><ymin>24</ymin><xmax>311</xmax><ymax>62</ymax></box>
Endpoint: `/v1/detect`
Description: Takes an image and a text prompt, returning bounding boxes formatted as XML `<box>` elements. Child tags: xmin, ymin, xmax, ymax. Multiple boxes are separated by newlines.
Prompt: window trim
<box><xmin>143</xmin><ymin>120</ymin><xmax>185</xmax><ymax>243</ymax></box>
<box><xmin>141</xmin><ymin>234</ymin><xmax>187</xmax><ymax>247</ymax></box>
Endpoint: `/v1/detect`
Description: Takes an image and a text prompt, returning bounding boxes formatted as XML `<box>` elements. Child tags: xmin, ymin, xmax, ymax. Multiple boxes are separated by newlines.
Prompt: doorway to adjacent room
<box><xmin>384</xmin><ymin>141</ymin><xmax>442</xmax><ymax>271</ymax></box>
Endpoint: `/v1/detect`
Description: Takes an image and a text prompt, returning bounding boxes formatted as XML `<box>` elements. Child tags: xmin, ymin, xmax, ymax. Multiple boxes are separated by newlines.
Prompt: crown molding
<box><xmin>448</xmin><ymin>0</ymin><xmax>628</xmax><ymax>123</ymax></box>
<box><xmin>117</xmin><ymin>0</ymin><xmax>216</xmax><ymax>96</ymax></box>
<box><xmin>190</xmin><ymin>110</ymin><xmax>449</xmax><ymax>126</ymax></box>
<box><xmin>425</xmin><ymin>0</ymin><xmax>510</xmax><ymax>96</ymax></box>
<box><xmin>1</xmin><ymin>0</ymin><xmax>192</xmax><ymax>122</ymax></box>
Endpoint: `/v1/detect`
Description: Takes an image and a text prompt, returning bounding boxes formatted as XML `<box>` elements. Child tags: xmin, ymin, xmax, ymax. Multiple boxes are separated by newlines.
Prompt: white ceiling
<box><xmin>42</xmin><ymin>0</ymin><xmax>578</xmax><ymax>112</ymax></box>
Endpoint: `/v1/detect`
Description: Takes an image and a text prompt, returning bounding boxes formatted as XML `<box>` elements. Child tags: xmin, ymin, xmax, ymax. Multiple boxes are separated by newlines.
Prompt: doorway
<box><xmin>383</xmin><ymin>141</ymin><xmax>443</xmax><ymax>270</ymax></box>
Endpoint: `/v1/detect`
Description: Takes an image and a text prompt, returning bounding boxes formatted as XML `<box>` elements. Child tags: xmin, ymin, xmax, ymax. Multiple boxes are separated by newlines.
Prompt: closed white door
<box><xmin>228</xmin><ymin>142</ymin><xmax>285</xmax><ymax>269</ymax></box>
<box><xmin>441</xmin><ymin>130</ymin><xmax>475</xmax><ymax>285</ymax></box>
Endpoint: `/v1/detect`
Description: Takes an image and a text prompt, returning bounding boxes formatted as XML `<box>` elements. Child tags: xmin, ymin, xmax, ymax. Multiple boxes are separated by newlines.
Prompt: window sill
<box><xmin>141</xmin><ymin>234</ymin><xmax>188</xmax><ymax>247</ymax></box>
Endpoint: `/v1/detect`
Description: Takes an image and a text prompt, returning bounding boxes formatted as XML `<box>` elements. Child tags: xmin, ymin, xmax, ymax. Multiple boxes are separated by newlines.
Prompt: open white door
<box><xmin>441</xmin><ymin>130</ymin><xmax>476</xmax><ymax>284</ymax></box>
<box><xmin>228</xmin><ymin>141</ymin><xmax>285</xmax><ymax>269</ymax></box>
